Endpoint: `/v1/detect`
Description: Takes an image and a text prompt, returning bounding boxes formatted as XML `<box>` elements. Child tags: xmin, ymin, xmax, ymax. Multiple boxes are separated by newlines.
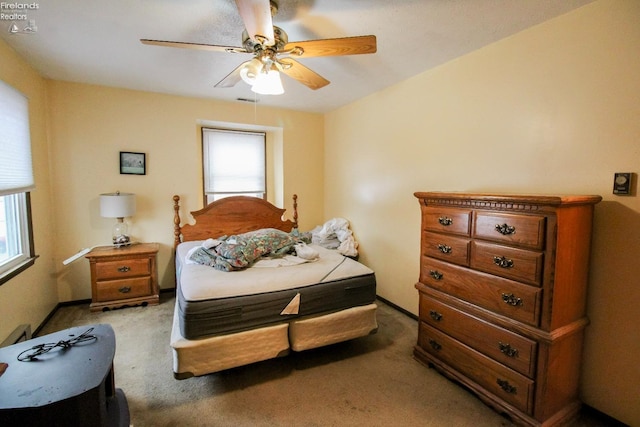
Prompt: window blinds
<box><xmin>202</xmin><ymin>128</ymin><xmax>265</xmax><ymax>194</ymax></box>
<box><xmin>0</xmin><ymin>80</ymin><xmax>34</xmax><ymax>196</ymax></box>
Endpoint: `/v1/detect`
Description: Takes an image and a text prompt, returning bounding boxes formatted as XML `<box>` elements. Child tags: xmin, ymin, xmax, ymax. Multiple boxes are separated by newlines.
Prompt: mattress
<box><xmin>176</xmin><ymin>241</ymin><xmax>377</xmax><ymax>340</ymax></box>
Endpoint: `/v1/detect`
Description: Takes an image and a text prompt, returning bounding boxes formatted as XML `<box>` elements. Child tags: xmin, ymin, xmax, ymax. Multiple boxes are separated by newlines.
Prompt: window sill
<box><xmin>0</xmin><ymin>255</ymin><xmax>39</xmax><ymax>286</ymax></box>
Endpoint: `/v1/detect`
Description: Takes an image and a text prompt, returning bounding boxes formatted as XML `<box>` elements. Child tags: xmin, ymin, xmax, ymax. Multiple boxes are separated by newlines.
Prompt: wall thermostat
<box><xmin>613</xmin><ymin>172</ymin><xmax>634</xmax><ymax>195</ymax></box>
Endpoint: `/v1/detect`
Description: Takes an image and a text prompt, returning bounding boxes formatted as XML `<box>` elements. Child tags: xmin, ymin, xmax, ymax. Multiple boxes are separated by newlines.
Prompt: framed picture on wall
<box><xmin>120</xmin><ymin>151</ymin><xmax>146</xmax><ymax>175</ymax></box>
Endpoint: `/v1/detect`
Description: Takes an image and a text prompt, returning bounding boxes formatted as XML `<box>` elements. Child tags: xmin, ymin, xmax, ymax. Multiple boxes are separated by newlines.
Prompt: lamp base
<box><xmin>112</xmin><ymin>221</ymin><xmax>131</xmax><ymax>247</ymax></box>
<box><xmin>113</xmin><ymin>241</ymin><xmax>132</xmax><ymax>249</ymax></box>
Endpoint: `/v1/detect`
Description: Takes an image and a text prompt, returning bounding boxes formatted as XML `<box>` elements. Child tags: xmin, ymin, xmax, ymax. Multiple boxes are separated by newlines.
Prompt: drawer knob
<box><xmin>438</xmin><ymin>217</ymin><xmax>453</xmax><ymax>226</ymax></box>
<box><xmin>493</xmin><ymin>256</ymin><xmax>514</xmax><ymax>269</ymax></box>
<box><xmin>118</xmin><ymin>286</ymin><xmax>132</xmax><ymax>294</ymax></box>
<box><xmin>429</xmin><ymin>310</ymin><xmax>443</xmax><ymax>321</ymax></box>
<box><xmin>501</xmin><ymin>293</ymin><xmax>523</xmax><ymax>306</ymax></box>
<box><xmin>117</xmin><ymin>266</ymin><xmax>131</xmax><ymax>273</ymax></box>
<box><xmin>495</xmin><ymin>223</ymin><xmax>516</xmax><ymax>235</ymax></box>
<box><xmin>428</xmin><ymin>339</ymin><xmax>442</xmax><ymax>351</ymax></box>
<box><xmin>498</xmin><ymin>342</ymin><xmax>519</xmax><ymax>358</ymax></box>
<box><xmin>497</xmin><ymin>379</ymin><xmax>517</xmax><ymax>394</ymax></box>
<box><xmin>429</xmin><ymin>270</ymin><xmax>443</xmax><ymax>280</ymax></box>
<box><xmin>437</xmin><ymin>244</ymin><xmax>452</xmax><ymax>254</ymax></box>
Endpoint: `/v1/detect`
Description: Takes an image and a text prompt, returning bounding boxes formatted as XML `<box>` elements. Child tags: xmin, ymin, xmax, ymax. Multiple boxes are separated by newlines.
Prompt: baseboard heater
<box><xmin>0</xmin><ymin>324</ymin><xmax>32</xmax><ymax>348</ymax></box>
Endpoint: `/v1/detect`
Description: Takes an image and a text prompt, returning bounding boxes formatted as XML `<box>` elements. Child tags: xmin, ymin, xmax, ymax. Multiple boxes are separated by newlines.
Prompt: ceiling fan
<box><xmin>141</xmin><ymin>0</ymin><xmax>377</xmax><ymax>95</ymax></box>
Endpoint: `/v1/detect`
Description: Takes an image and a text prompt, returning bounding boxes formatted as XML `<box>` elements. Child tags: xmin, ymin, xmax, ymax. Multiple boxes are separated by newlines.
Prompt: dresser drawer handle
<box><xmin>497</xmin><ymin>379</ymin><xmax>517</xmax><ymax>394</ymax></box>
<box><xmin>118</xmin><ymin>286</ymin><xmax>131</xmax><ymax>294</ymax></box>
<box><xmin>438</xmin><ymin>217</ymin><xmax>453</xmax><ymax>226</ymax></box>
<box><xmin>493</xmin><ymin>256</ymin><xmax>514</xmax><ymax>269</ymax></box>
<box><xmin>437</xmin><ymin>244</ymin><xmax>452</xmax><ymax>254</ymax></box>
<box><xmin>429</xmin><ymin>270</ymin><xmax>443</xmax><ymax>280</ymax></box>
<box><xmin>498</xmin><ymin>342</ymin><xmax>519</xmax><ymax>358</ymax></box>
<box><xmin>428</xmin><ymin>339</ymin><xmax>442</xmax><ymax>351</ymax></box>
<box><xmin>495</xmin><ymin>223</ymin><xmax>516</xmax><ymax>235</ymax></box>
<box><xmin>501</xmin><ymin>293</ymin><xmax>523</xmax><ymax>306</ymax></box>
<box><xmin>429</xmin><ymin>310</ymin><xmax>443</xmax><ymax>321</ymax></box>
<box><xmin>117</xmin><ymin>266</ymin><xmax>131</xmax><ymax>273</ymax></box>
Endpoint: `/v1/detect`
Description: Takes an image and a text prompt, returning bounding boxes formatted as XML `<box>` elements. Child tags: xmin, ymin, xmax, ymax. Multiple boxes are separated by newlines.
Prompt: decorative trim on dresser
<box><xmin>413</xmin><ymin>192</ymin><xmax>601</xmax><ymax>427</ymax></box>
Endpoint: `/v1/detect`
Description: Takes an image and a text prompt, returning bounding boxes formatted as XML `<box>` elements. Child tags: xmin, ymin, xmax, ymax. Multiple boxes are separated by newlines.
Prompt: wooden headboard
<box><xmin>173</xmin><ymin>195</ymin><xmax>298</xmax><ymax>248</ymax></box>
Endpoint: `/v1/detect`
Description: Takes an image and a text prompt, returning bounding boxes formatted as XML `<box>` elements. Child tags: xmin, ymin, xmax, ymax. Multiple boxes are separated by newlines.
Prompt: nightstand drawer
<box><xmin>419</xmin><ymin>294</ymin><xmax>537</xmax><ymax>377</ymax></box>
<box><xmin>95</xmin><ymin>277</ymin><xmax>152</xmax><ymax>302</ymax></box>
<box><xmin>419</xmin><ymin>323</ymin><xmax>534</xmax><ymax>415</ymax></box>
<box><xmin>95</xmin><ymin>258</ymin><xmax>150</xmax><ymax>280</ymax></box>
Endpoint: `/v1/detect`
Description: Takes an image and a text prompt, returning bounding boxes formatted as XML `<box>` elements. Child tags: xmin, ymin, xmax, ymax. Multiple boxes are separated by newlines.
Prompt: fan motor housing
<box><xmin>242</xmin><ymin>26</ymin><xmax>288</xmax><ymax>52</ymax></box>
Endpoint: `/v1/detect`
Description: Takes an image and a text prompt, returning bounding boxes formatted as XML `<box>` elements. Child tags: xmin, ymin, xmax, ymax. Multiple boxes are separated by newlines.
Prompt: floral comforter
<box><xmin>188</xmin><ymin>228</ymin><xmax>303</xmax><ymax>272</ymax></box>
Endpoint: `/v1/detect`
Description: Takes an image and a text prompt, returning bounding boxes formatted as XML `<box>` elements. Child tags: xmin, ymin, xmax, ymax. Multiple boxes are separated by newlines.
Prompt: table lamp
<box><xmin>100</xmin><ymin>191</ymin><xmax>136</xmax><ymax>247</ymax></box>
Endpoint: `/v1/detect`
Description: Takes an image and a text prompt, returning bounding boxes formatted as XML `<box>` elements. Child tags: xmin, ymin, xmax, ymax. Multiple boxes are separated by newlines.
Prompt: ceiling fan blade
<box><xmin>235</xmin><ymin>0</ymin><xmax>275</xmax><ymax>45</ymax></box>
<box><xmin>283</xmin><ymin>35</ymin><xmax>377</xmax><ymax>58</ymax></box>
<box><xmin>140</xmin><ymin>39</ymin><xmax>248</xmax><ymax>54</ymax></box>
<box><xmin>214</xmin><ymin>61</ymin><xmax>251</xmax><ymax>88</ymax></box>
<box><xmin>277</xmin><ymin>59</ymin><xmax>330</xmax><ymax>90</ymax></box>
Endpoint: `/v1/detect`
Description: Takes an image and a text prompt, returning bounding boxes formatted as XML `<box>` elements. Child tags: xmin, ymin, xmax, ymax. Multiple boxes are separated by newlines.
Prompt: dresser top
<box><xmin>414</xmin><ymin>192</ymin><xmax>602</xmax><ymax>207</ymax></box>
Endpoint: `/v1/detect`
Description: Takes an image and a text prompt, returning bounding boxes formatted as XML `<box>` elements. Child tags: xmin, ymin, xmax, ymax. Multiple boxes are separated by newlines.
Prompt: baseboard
<box><xmin>376</xmin><ymin>295</ymin><xmax>417</xmax><ymax>320</ymax></box>
<box><xmin>33</xmin><ymin>289</ymin><xmax>176</xmax><ymax>337</ymax></box>
<box><xmin>580</xmin><ymin>405</ymin><xmax>629</xmax><ymax>426</ymax></box>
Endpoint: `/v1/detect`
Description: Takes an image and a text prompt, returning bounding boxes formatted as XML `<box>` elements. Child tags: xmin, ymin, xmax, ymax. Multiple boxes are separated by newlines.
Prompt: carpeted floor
<box><xmin>37</xmin><ymin>293</ymin><xmax>621</xmax><ymax>427</ymax></box>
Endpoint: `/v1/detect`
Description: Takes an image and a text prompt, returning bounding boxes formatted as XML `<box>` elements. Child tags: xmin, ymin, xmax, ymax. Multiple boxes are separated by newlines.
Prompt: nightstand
<box><xmin>85</xmin><ymin>243</ymin><xmax>160</xmax><ymax>312</ymax></box>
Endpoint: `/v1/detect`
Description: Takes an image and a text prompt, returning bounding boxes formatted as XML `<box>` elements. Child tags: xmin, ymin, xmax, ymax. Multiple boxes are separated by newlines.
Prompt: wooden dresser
<box><xmin>413</xmin><ymin>192</ymin><xmax>601</xmax><ymax>427</ymax></box>
<box><xmin>86</xmin><ymin>243</ymin><xmax>160</xmax><ymax>312</ymax></box>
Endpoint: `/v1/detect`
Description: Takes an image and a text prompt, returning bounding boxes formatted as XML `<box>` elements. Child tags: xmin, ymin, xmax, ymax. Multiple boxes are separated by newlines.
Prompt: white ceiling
<box><xmin>1</xmin><ymin>0</ymin><xmax>594</xmax><ymax>113</ymax></box>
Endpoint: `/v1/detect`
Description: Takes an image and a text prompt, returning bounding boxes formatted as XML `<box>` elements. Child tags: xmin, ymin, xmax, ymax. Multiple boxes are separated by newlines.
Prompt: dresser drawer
<box><xmin>95</xmin><ymin>277</ymin><xmax>152</xmax><ymax>302</ymax></box>
<box><xmin>419</xmin><ymin>294</ymin><xmax>537</xmax><ymax>377</ymax></box>
<box><xmin>95</xmin><ymin>258</ymin><xmax>151</xmax><ymax>280</ymax></box>
<box><xmin>470</xmin><ymin>241</ymin><xmax>544</xmax><ymax>286</ymax></box>
<box><xmin>422</xmin><ymin>232</ymin><xmax>470</xmax><ymax>267</ymax></box>
<box><xmin>473</xmin><ymin>212</ymin><xmax>546</xmax><ymax>250</ymax></box>
<box><xmin>418</xmin><ymin>323</ymin><xmax>534</xmax><ymax>414</ymax></box>
<box><xmin>422</xmin><ymin>206</ymin><xmax>471</xmax><ymax>236</ymax></box>
<box><xmin>421</xmin><ymin>258</ymin><xmax>542</xmax><ymax>326</ymax></box>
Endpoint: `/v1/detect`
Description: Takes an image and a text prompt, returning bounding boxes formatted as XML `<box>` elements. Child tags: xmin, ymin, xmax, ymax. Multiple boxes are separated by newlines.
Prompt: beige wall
<box><xmin>0</xmin><ymin>41</ymin><xmax>58</xmax><ymax>340</ymax></box>
<box><xmin>1</xmin><ymin>0</ymin><xmax>637</xmax><ymax>424</ymax></box>
<box><xmin>324</xmin><ymin>0</ymin><xmax>639</xmax><ymax>424</ymax></box>
<box><xmin>47</xmin><ymin>81</ymin><xmax>325</xmax><ymax>300</ymax></box>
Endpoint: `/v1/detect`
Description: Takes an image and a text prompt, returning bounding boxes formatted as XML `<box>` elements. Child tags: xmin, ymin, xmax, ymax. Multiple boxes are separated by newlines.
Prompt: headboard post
<box><xmin>292</xmin><ymin>194</ymin><xmax>298</xmax><ymax>229</ymax></box>
<box><xmin>173</xmin><ymin>195</ymin><xmax>181</xmax><ymax>248</ymax></box>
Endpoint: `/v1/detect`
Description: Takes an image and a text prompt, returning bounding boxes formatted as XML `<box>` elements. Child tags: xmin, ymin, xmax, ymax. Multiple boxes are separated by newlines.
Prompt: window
<box><xmin>202</xmin><ymin>128</ymin><xmax>266</xmax><ymax>204</ymax></box>
<box><xmin>0</xmin><ymin>193</ymin><xmax>34</xmax><ymax>283</ymax></box>
<box><xmin>0</xmin><ymin>80</ymin><xmax>36</xmax><ymax>285</ymax></box>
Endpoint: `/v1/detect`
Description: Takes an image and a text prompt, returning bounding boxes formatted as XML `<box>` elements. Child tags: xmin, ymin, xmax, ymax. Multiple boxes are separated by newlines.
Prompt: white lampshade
<box><xmin>100</xmin><ymin>192</ymin><xmax>136</xmax><ymax>218</ymax></box>
<box><xmin>251</xmin><ymin>69</ymin><xmax>284</xmax><ymax>95</ymax></box>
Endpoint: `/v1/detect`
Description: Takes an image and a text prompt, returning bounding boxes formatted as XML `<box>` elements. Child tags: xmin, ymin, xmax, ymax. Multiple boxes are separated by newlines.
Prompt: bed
<box><xmin>170</xmin><ymin>195</ymin><xmax>378</xmax><ymax>379</ymax></box>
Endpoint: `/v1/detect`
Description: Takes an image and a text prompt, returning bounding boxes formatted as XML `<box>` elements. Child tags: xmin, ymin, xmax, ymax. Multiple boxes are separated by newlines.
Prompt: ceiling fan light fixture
<box><xmin>240</xmin><ymin>58</ymin><xmax>263</xmax><ymax>86</ymax></box>
<box><xmin>251</xmin><ymin>69</ymin><xmax>284</xmax><ymax>95</ymax></box>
